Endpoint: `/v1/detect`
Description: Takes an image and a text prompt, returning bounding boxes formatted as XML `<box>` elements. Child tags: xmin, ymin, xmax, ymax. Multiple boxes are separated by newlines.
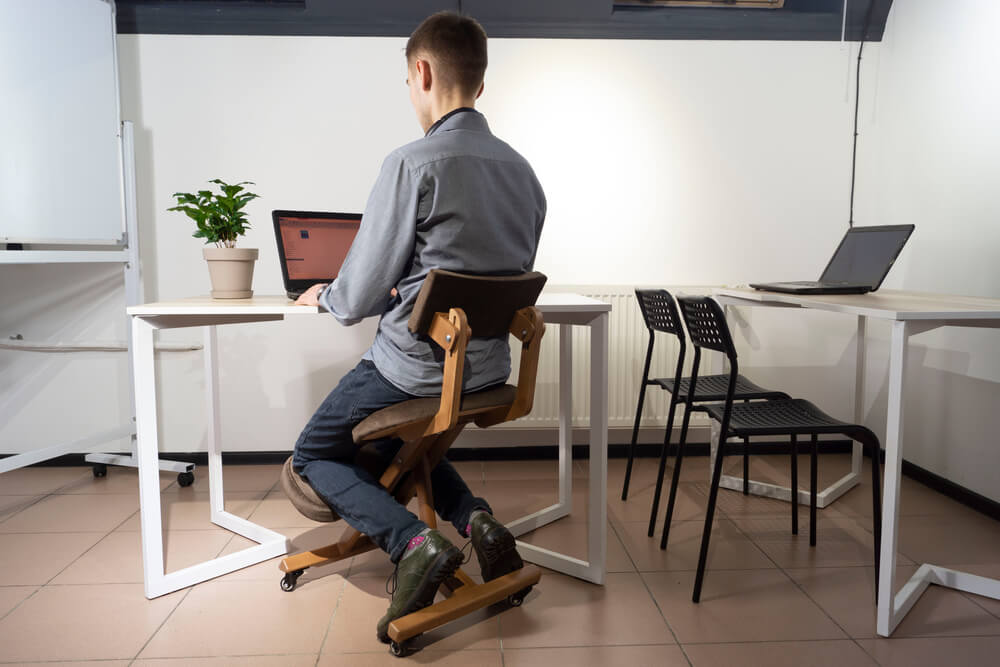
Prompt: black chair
<box><xmin>670</xmin><ymin>295</ymin><xmax>883</xmax><ymax>603</ymax></box>
<box><xmin>621</xmin><ymin>289</ymin><xmax>789</xmax><ymax>540</ymax></box>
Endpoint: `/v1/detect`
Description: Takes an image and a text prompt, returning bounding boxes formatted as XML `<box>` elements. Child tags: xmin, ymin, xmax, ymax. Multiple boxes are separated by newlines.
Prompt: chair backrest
<box><xmin>409</xmin><ymin>270</ymin><xmax>547</xmax><ymax>338</ymax></box>
<box><xmin>676</xmin><ymin>295</ymin><xmax>737</xmax><ymax>361</ymax></box>
<box><xmin>635</xmin><ymin>289</ymin><xmax>684</xmax><ymax>337</ymax></box>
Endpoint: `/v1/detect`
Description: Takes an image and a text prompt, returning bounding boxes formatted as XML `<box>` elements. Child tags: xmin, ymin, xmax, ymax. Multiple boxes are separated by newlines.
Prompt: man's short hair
<box><xmin>406</xmin><ymin>12</ymin><xmax>488</xmax><ymax>97</ymax></box>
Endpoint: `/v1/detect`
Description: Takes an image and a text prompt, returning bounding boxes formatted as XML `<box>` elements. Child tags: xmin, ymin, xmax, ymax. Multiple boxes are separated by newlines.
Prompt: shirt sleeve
<box><xmin>319</xmin><ymin>151</ymin><xmax>418</xmax><ymax>326</ymax></box>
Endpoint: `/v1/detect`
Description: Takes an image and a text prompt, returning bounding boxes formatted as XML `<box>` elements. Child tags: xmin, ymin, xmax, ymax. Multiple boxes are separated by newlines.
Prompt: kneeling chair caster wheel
<box><xmin>177</xmin><ymin>471</ymin><xmax>195</xmax><ymax>487</ymax></box>
<box><xmin>389</xmin><ymin>639</ymin><xmax>414</xmax><ymax>657</ymax></box>
<box><xmin>279</xmin><ymin>569</ymin><xmax>304</xmax><ymax>592</ymax></box>
<box><xmin>92</xmin><ymin>464</ymin><xmax>107</xmax><ymax>478</ymax></box>
<box><xmin>507</xmin><ymin>585</ymin><xmax>533</xmax><ymax>607</ymax></box>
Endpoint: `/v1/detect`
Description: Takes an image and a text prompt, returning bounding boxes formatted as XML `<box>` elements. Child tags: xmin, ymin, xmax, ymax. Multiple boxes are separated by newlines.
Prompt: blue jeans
<box><xmin>292</xmin><ymin>360</ymin><xmax>491</xmax><ymax>562</ymax></box>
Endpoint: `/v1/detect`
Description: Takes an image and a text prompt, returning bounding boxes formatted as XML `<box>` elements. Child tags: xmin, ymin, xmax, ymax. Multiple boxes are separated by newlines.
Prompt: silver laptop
<box><xmin>750</xmin><ymin>224</ymin><xmax>915</xmax><ymax>295</ymax></box>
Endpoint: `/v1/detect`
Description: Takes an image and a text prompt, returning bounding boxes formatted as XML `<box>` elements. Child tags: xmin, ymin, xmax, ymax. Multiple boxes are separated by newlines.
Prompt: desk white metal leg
<box><xmin>133</xmin><ymin>318</ymin><xmax>286</xmax><ymax>599</ymax></box>
<box><xmin>717</xmin><ymin>306</ymin><xmax>862</xmax><ymax>508</ymax></box>
<box><xmin>510</xmin><ymin>315</ymin><xmax>608</xmax><ymax>584</ymax></box>
<box><xmin>877</xmin><ymin>319</ymin><xmax>1000</xmax><ymax>636</ymax></box>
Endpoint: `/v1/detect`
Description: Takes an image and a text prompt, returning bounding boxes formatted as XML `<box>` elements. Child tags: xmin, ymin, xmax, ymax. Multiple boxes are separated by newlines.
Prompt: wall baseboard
<box><xmin>6</xmin><ymin>442</ymin><xmax>997</xmax><ymax>523</ymax></box>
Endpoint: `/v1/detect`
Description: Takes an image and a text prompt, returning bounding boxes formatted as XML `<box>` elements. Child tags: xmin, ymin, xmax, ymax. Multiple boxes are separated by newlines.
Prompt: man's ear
<box><xmin>475</xmin><ymin>81</ymin><xmax>484</xmax><ymax>100</ymax></box>
<box><xmin>416</xmin><ymin>58</ymin><xmax>433</xmax><ymax>91</ymax></box>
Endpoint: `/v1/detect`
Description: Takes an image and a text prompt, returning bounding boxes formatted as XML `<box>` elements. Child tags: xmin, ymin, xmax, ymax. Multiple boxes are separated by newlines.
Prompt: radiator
<box><xmin>502</xmin><ymin>285</ymin><xmax>710</xmax><ymax>432</ymax></box>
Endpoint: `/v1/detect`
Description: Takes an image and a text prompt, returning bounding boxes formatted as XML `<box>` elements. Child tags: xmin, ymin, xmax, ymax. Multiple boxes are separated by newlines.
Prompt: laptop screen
<box><xmin>819</xmin><ymin>225</ymin><xmax>914</xmax><ymax>287</ymax></box>
<box><xmin>272</xmin><ymin>210</ymin><xmax>362</xmax><ymax>288</ymax></box>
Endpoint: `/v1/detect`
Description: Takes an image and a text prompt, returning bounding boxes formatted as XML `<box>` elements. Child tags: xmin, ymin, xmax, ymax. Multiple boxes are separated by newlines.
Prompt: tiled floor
<box><xmin>1</xmin><ymin>454</ymin><xmax>1000</xmax><ymax>665</ymax></box>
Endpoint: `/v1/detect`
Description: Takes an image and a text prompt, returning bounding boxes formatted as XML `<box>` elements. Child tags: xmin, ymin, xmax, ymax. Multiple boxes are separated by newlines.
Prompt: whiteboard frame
<box><xmin>0</xmin><ymin>0</ymin><xmax>127</xmax><ymax>247</ymax></box>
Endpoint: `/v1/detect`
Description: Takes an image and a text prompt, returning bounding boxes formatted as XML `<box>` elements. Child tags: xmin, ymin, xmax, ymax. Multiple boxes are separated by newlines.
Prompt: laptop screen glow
<box><xmin>276</xmin><ymin>214</ymin><xmax>360</xmax><ymax>281</ymax></box>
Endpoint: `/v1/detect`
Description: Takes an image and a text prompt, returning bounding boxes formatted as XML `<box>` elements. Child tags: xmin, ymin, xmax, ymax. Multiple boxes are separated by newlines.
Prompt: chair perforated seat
<box><xmin>702</xmin><ymin>398</ymin><xmax>872</xmax><ymax>438</ymax></box>
<box><xmin>653</xmin><ymin>374</ymin><xmax>788</xmax><ymax>402</ymax></box>
<box><xmin>352</xmin><ymin>384</ymin><xmax>518</xmax><ymax>444</ymax></box>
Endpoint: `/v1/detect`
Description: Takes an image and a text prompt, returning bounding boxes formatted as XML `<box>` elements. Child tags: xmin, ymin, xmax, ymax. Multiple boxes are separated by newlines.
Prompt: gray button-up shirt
<box><xmin>319</xmin><ymin>109</ymin><xmax>546</xmax><ymax>396</ymax></box>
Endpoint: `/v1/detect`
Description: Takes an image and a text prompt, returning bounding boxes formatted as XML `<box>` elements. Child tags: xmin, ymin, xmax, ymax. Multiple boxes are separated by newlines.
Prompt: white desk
<box><xmin>713</xmin><ymin>287</ymin><xmax>1000</xmax><ymax>637</ymax></box>
<box><xmin>128</xmin><ymin>293</ymin><xmax>610</xmax><ymax>599</ymax></box>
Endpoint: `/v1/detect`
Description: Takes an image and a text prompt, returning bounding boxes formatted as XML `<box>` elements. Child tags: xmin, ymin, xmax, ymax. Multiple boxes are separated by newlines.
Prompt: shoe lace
<box><xmin>385</xmin><ymin>560</ymin><xmax>400</xmax><ymax>596</ymax></box>
<box><xmin>459</xmin><ymin>539</ymin><xmax>474</xmax><ymax>565</ymax></box>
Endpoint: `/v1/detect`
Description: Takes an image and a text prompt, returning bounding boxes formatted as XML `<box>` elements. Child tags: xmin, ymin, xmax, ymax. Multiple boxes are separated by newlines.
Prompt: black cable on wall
<box><xmin>848</xmin><ymin>0</ymin><xmax>879</xmax><ymax>228</ymax></box>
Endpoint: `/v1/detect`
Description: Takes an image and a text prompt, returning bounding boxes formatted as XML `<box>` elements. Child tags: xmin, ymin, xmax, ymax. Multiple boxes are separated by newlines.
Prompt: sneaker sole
<box><xmin>377</xmin><ymin>546</ymin><xmax>464</xmax><ymax>644</ymax></box>
<box><xmin>478</xmin><ymin>525</ymin><xmax>524</xmax><ymax>582</ymax></box>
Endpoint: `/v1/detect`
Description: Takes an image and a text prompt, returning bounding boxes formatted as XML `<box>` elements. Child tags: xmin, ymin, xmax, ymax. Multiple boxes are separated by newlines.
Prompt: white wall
<box><xmin>2</xmin><ymin>10</ymin><xmax>997</xmax><ymax>501</ymax></box>
<box><xmin>849</xmin><ymin>0</ymin><xmax>1000</xmax><ymax>499</ymax></box>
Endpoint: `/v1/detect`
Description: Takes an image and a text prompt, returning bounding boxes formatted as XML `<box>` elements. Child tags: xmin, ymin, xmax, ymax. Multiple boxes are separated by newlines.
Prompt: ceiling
<box><xmin>116</xmin><ymin>0</ymin><xmax>893</xmax><ymax>41</ymax></box>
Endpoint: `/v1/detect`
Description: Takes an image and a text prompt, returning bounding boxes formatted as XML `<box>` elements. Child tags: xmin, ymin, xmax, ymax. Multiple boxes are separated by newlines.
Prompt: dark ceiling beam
<box><xmin>115</xmin><ymin>0</ymin><xmax>893</xmax><ymax>41</ymax></box>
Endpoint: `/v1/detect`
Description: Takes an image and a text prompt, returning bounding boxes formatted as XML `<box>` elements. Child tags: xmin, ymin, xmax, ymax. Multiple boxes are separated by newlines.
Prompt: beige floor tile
<box><xmin>114</xmin><ymin>491</ymin><xmax>264</xmax><ymax>532</ymax></box>
<box><xmin>0</xmin><ymin>466</ymin><xmax>90</xmax><ymax>495</ymax></box>
<box><xmin>683</xmin><ymin>639</ymin><xmax>877</xmax><ymax>666</ymax></box>
<box><xmin>483</xmin><ymin>479</ymin><xmax>588</xmax><ymax>526</ymax></box>
<box><xmin>642</xmin><ymin>569</ymin><xmax>845</xmax><ymax>644</ymax></box>
<box><xmin>51</xmin><ymin>529</ymin><xmax>233</xmax><ymax>585</ymax></box>
<box><xmin>0</xmin><ymin>493</ymin><xmax>138</xmax><ymax>533</ymax></box>
<box><xmin>0</xmin><ymin>532</ymin><xmax>105</xmax><ymax>585</ymax></box>
<box><xmin>856</xmin><ymin>635</ymin><xmax>1000</xmax><ymax>667</ymax></box>
<box><xmin>0</xmin><ymin>495</ymin><xmax>44</xmax><ymax>522</ymax></box>
<box><xmin>499</xmin><ymin>571</ymin><xmax>673</xmax><ymax>648</ymax></box>
<box><xmin>617</xmin><ymin>519</ymin><xmax>773</xmax><ymax>572</ymax></box>
<box><xmin>323</xmin><ymin>575</ymin><xmax>500</xmax><ymax>652</ymax></box>
<box><xmin>518</xmin><ymin>519</ymin><xmax>635</xmax><ymax>573</ymax></box>
<box><xmin>733</xmin><ymin>513</ymin><xmax>907</xmax><ymax>569</ymax></box>
<box><xmin>318</xmin><ymin>649</ymin><xmax>501</xmax><ymax>666</ymax></box>
<box><xmin>0</xmin><ymin>585</ymin><xmax>37</xmax><ymax>618</ymax></box>
<box><xmin>504</xmin><ymin>645</ymin><xmax>687</xmax><ymax>667</ymax></box>
<box><xmin>13</xmin><ymin>662</ymin><xmax>132</xmax><ymax>666</ymax></box>
<box><xmin>483</xmin><ymin>459</ymin><xmax>561</xmax><ymax>481</ymax></box>
<box><xmin>162</xmin><ymin>464</ymin><xmax>282</xmax><ymax>493</ymax></box>
<box><xmin>132</xmin><ymin>655</ymin><xmax>317</xmax><ymax>666</ymax></box>
<box><xmin>54</xmin><ymin>468</ymin><xmax>176</xmax><ymax>495</ymax></box>
<box><xmin>139</xmin><ymin>577</ymin><xmax>343</xmax><ymax>658</ymax></box>
<box><xmin>216</xmin><ymin>528</ymin><xmax>354</xmax><ymax>584</ymax></box>
<box><xmin>609</xmin><ymin>481</ymin><xmax>708</xmax><ymax>527</ymax></box>
<box><xmin>786</xmin><ymin>564</ymin><xmax>1000</xmax><ymax>639</ymax></box>
<box><xmin>603</xmin><ymin>453</ymin><xmax>734</xmax><ymax>489</ymax></box>
<box><xmin>897</xmin><ymin>513</ymin><xmax>1000</xmax><ymax>565</ymax></box>
<box><xmin>0</xmin><ymin>583</ymin><xmax>182</xmax><ymax>662</ymax></box>
<box><xmin>949</xmin><ymin>563</ymin><xmax>1000</xmax><ymax>618</ymax></box>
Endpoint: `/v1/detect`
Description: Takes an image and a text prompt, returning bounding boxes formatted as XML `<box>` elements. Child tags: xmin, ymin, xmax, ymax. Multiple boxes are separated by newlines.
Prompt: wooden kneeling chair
<box><xmin>279</xmin><ymin>269</ymin><xmax>546</xmax><ymax>654</ymax></box>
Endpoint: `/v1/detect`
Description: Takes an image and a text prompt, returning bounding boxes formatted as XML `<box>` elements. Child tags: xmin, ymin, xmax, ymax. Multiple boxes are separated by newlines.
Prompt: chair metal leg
<box><xmin>810</xmin><ymin>434</ymin><xmax>818</xmax><ymax>547</ymax></box>
<box><xmin>790</xmin><ymin>434</ymin><xmax>798</xmax><ymax>536</ymax></box>
<box><xmin>659</xmin><ymin>399</ymin><xmax>692</xmax><ymax>548</ymax></box>
<box><xmin>623</xmin><ymin>340</ymin><xmax>654</xmax><ymax>501</ymax></box>
<box><xmin>692</xmin><ymin>426</ymin><xmax>728</xmax><ymax>602</ymax></box>
<box><xmin>648</xmin><ymin>394</ymin><xmax>679</xmax><ymax>537</ymax></box>
<box><xmin>870</xmin><ymin>438</ymin><xmax>883</xmax><ymax>599</ymax></box>
<box><xmin>742</xmin><ymin>400</ymin><xmax>750</xmax><ymax>495</ymax></box>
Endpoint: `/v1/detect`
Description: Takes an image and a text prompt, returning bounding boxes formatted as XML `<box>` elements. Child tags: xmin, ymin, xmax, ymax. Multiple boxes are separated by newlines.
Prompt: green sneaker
<box><xmin>469</xmin><ymin>512</ymin><xmax>524</xmax><ymax>582</ymax></box>
<box><xmin>376</xmin><ymin>530</ymin><xmax>463</xmax><ymax>644</ymax></box>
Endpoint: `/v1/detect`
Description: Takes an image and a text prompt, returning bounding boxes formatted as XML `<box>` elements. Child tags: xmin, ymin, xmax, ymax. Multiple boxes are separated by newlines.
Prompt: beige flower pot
<box><xmin>203</xmin><ymin>247</ymin><xmax>259</xmax><ymax>299</ymax></box>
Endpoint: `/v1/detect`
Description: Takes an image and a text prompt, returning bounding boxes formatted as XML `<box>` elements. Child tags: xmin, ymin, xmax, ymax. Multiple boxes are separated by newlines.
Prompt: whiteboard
<box><xmin>0</xmin><ymin>0</ymin><xmax>124</xmax><ymax>244</ymax></box>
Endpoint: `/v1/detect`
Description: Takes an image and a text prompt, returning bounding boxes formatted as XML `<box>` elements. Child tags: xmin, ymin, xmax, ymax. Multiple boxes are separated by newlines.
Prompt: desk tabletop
<box><xmin>127</xmin><ymin>292</ymin><xmax>611</xmax><ymax>317</ymax></box>
<box><xmin>713</xmin><ymin>287</ymin><xmax>1000</xmax><ymax>321</ymax></box>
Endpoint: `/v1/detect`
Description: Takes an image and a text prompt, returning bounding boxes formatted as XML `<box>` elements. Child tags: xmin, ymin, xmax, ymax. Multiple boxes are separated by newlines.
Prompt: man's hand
<box><xmin>295</xmin><ymin>283</ymin><xmax>328</xmax><ymax>306</ymax></box>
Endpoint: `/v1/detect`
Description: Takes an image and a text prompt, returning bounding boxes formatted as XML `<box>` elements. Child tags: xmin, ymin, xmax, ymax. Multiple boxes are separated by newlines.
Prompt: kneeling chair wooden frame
<box><xmin>279</xmin><ymin>269</ymin><xmax>546</xmax><ymax>649</ymax></box>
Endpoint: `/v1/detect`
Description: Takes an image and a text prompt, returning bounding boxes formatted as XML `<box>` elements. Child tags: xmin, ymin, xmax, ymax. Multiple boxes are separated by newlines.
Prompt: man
<box><xmin>292</xmin><ymin>12</ymin><xmax>546</xmax><ymax>642</ymax></box>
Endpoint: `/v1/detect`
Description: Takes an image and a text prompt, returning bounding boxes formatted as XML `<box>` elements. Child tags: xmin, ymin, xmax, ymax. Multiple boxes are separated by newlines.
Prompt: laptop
<box><xmin>272</xmin><ymin>210</ymin><xmax>362</xmax><ymax>299</ymax></box>
<box><xmin>750</xmin><ymin>224</ymin><xmax>915</xmax><ymax>295</ymax></box>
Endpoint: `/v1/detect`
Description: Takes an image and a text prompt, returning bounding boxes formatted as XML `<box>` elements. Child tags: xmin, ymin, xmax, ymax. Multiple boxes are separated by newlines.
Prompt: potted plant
<box><xmin>168</xmin><ymin>179</ymin><xmax>261</xmax><ymax>299</ymax></box>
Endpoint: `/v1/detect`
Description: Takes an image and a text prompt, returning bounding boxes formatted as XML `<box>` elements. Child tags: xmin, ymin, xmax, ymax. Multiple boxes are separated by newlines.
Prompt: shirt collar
<box><xmin>425</xmin><ymin>107</ymin><xmax>480</xmax><ymax>137</ymax></box>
